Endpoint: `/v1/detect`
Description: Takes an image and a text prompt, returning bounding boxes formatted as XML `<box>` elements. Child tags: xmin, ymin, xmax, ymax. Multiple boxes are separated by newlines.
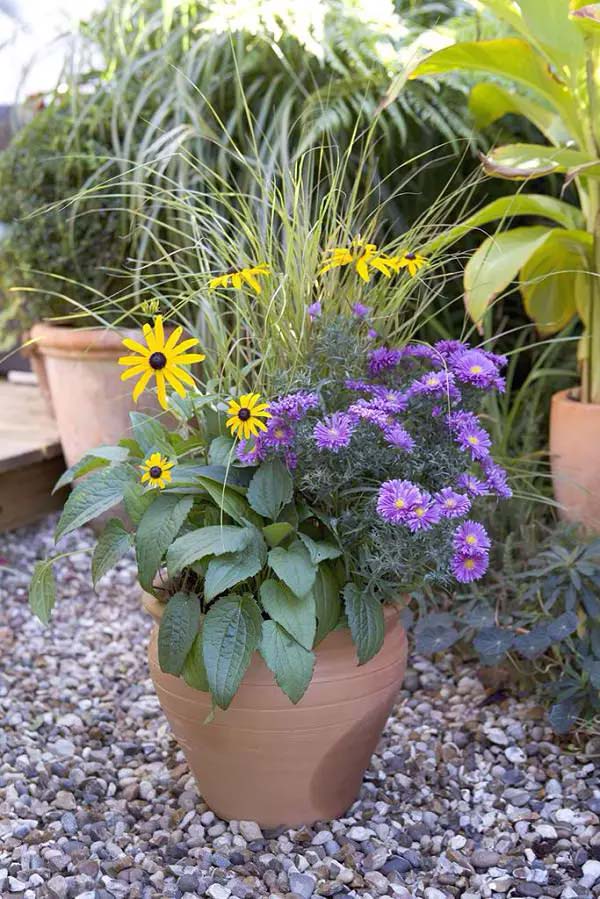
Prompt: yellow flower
<box><xmin>140</xmin><ymin>452</ymin><xmax>175</xmax><ymax>489</ymax></box>
<box><xmin>226</xmin><ymin>393</ymin><xmax>271</xmax><ymax>440</ymax></box>
<box><xmin>118</xmin><ymin>315</ymin><xmax>205</xmax><ymax>411</ymax></box>
<box><xmin>209</xmin><ymin>264</ymin><xmax>270</xmax><ymax>295</ymax></box>
<box><xmin>319</xmin><ymin>238</ymin><xmax>393</xmax><ymax>282</ymax></box>
<box><xmin>388</xmin><ymin>251</ymin><xmax>427</xmax><ymax>277</ymax></box>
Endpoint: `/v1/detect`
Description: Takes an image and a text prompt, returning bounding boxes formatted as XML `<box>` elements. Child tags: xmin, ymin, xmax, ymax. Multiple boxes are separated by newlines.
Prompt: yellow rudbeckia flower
<box><xmin>209</xmin><ymin>264</ymin><xmax>271</xmax><ymax>295</ymax></box>
<box><xmin>388</xmin><ymin>251</ymin><xmax>427</xmax><ymax>277</ymax></box>
<box><xmin>118</xmin><ymin>316</ymin><xmax>206</xmax><ymax>411</ymax></box>
<box><xmin>140</xmin><ymin>452</ymin><xmax>175</xmax><ymax>489</ymax></box>
<box><xmin>319</xmin><ymin>238</ymin><xmax>393</xmax><ymax>282</ymax></box>
<box><xmin>226</xmin><ymin>393</ymin><xmax>271</xmax><ymax>440</ymax></box>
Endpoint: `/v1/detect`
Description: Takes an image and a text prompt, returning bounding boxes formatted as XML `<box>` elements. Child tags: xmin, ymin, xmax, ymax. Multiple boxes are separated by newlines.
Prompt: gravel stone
<box><xmin>2</xmin><ymin>515</ymin><xmax>599</xmax><ymax>899</ymax></box>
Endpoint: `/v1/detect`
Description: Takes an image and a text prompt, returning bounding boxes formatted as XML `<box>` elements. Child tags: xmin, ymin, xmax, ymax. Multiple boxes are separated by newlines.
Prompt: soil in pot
<box><xmin>550</xmin><ymin>388</ymin><xmax>600</xmax><ymax>532</ymax></box>
<box><xmin>143</xmin><ymin>592</ymin><xmax>408</xmax><ymax>828</ymax></box>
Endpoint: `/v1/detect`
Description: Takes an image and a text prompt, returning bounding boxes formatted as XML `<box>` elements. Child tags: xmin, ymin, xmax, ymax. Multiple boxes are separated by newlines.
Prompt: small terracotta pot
<box><xmin>550</xmin><ymin>388</ymin><xmax>600</xmax><ymax>531</ymax></box>
<box><xmin>21</xmin><ymin>332</ymin><xmax>54</xmax><ymax>415</ymax></box>
<box><xmin>30</xmin><ymin>322</ymin><xmax>163</xmax><ymax>468</ymax></box>
<box><xmin>144</xmin><ymin>593</ymin><xmax>408</xmax><ymax>827</ymax></box>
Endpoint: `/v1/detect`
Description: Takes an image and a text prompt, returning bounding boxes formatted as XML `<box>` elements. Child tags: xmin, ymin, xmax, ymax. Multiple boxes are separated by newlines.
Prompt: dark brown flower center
<box><xmin>149</xmin><ymin>466</ymin><xmax>162</xmax><ymax>478</ymax></box>
<box><xmin>405</xmin><ymin>252</ymin><xmax>416</xmax><ymax>260</ymax></box>
<box><xmin>149</xmin><ymin>351</ymin><xmax>167</xmax><ymax>370</ymax></box>
<box><xmin>238</xmin><ymin>407</ymin><xmax>251</xmax><ymax>421</ymax></box>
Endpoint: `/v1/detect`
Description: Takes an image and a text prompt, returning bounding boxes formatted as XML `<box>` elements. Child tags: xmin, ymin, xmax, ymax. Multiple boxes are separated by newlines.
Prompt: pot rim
<box><xmin>553</xmin><ymin>387</ymin><xmax>600</xmax><ymax>410</ymax></box>
<box><xmin>30</xmin><ymin>320</ymin><xmax>175</xmax><ymax>359</ymax></box>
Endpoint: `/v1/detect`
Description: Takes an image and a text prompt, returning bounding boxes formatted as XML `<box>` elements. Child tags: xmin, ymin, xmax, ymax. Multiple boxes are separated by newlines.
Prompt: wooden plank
<box><xmin>0</xmin><ymin>381</ymin><xmax>61</xmax><ymax>474</ymax></box>
<box><xmin>0</xmin><ymin>455</ymin><xmax>67</xmax><ymax>532</ymax></box>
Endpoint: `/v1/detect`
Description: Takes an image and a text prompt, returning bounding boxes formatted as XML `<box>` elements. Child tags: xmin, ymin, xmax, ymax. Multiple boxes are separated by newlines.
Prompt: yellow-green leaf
<box><xmin>468</xmin><ymin>83</ymin><xmax>572</xmax><ymax>145</ymax></box>
<box><xmin>481</xmin><ymin>144</ymin><xmax>598</xmax><ymax>180</ymax></box>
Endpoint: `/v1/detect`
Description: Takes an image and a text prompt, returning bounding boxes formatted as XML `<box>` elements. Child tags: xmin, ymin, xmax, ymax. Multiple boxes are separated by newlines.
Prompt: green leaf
<box><xmin>518</xmin><ymin>0</ymin><xmax>584</xmax><ymax>67</ymax></box>
<box><xmin>481</xmin><ymin>144</ymin><xmax>597</xmax><ymax>179</ymax></box>
<box><xmin>343</xmin><ymin>583</ymin><xmax>385</xmax><ymax>665</ymax></box>
<box><xmin>204</xmin><ymin>542</ymin><xmax>265</xmax><ymax>601</ymax></box>
<box><xmin>52</xmin><ymin>445</ymin><xmax>129</xmax><ymax>493</ymax></box>
<box><xmin>262</xmin><ymin>521</ymin><xmax>295</xmax><ymax>547</ymax></box>
<box><xmin>203</xmin><ymin>593</ymin><xmax>262</xmax><ymax>709</ymax></box>
<box><xmin>570</xmin><ymin>3</ymin><xmax>600</xmax><ymax>35</ymax></box>
<box><xmin>468</xmin><ymin>83</ymin><xmax>571</xmax><ymax>145</ymax></box>
<box><xmin>197</xmin><ymin>477</ymin><xmax>262</xmax><ymax>527</ymax></box>
<box><xmin>260</xmin><ymin>621</ymin><xmax>315</xmax><ymax>703</ymax></box>
<box><xmin>29</xmin><ymin>560</ymin><xmax>56</xmax><ymax>624</ymax></box>
<box><xmin>182</xmin><ymin>629</ymin><xmax>209</xmax><ymax>691</ymax></box>
<box><xmin>548</xmin><ymin>698</ymin><xmax>583</xmax><ymax>734</ymax></box>
<box><xmin>122</xmin><ymin>481</ymin><xmax>156</xmax><ymax>524</ymax></box>
<box><xmin>208</xmin><ymin>436</ymin><xmax>236</xmax><ymax>465</ymax></box>
<box><xmin>259</xmin><ymin>578</ymin><xmax>316</xmax><ymax>650</ymax></box>
<box><xmin>55</xmin><ymin>464</ymin><xmax>135</xmax><ymax>540</ymax></box>
<box><xmin>268</xmin><ymin>540</ymin><xmax>316</xmax><ymax>597</ymax></box>
<box><xmin>91</xmin><ymin>518</ymin><xmax>133</xmax><ymax>587</ymax></box>
<box><xmin>520</xmin><ymin>229</ymin><xmax>591</xmax><ymax>334</ymax></box>
<box><xmin>157</xmin><ymin>591</ymin><xmax>201</xmax><ymax>676</ymax></box>
<box><xmin>136</xmin><ymin>494</ymin><xmax>193</xmax><ymax>591</ymax></box>
<box><xmin>313</xmin><ymin>564</ymin><xmax>342</xmax><ymax>644</ymax></box>
<box><xmin>247</xmin><ymin>459</ymin><xmax>294</xmax><ymax>521</ymax></box>
<box><xmin>129</xmin><ymin>411</ymin><xmax>172</xmax><ymax>455</ymax></box>
<box><xmin>464</xmin><ymin>226</ymin><xmax>553</xmax><ymax>324</ymax></box>
<box><xmin>167</xmin><ymin>525</ymin><xmax>254</xmax><ymax>576</ymax></box>
<box><xmin>298</xmin><ymin>533</ymin><xmax>343</xmax><ymax>565</ymax></box>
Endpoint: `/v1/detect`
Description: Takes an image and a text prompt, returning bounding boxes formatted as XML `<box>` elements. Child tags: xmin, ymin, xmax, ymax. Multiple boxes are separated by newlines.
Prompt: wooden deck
<box><xmin>0</xmin><ymin>380</ymin><xmax>66</xmax><ymax>532</ymax></box>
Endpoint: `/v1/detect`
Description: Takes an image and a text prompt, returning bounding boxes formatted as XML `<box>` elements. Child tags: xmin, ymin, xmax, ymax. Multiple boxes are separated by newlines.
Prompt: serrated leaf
<box><xmin>298</xmin><ymin>533</ymin><xmax>343</xmax><ymax>564</ymax></box>
<box><xmin>259</xmin><ymin>579</ymin><xmax>316</xmax><ymax>650</ymax></box>
<box><xmin>167</xmin><ymin>525</ymin><xmax>254</xmax><ymax>576</ymax></box>
<box><xmin>473</xmin><ymin>626</ymin><xmax>515</xmax><ymax>662</ymax></box>
<box><xmin>203</xmin><ymin>593</ymin><xmax>262</xmax><ymax>709</ymax></box>
<box><xmin>262</xmin><ymin>521</ymin><xmax>295</xmax><ymax>547</ymax></box>
<box><xmin>343</xmin><ymin>583</ymin><xmax>385</xmax><ymax>665</ymax></box>
<box><xmin>91</xmin><ymin>518</ymin><xmax>133</xmax><ymax>587</ymax></box>
<box><xmin>122</xmin><ymin>481</ymin><xmax>156</xmax><ymax>524</ymax></box>
<box><xmin>53</xmin><ymin>445</ymin><xmax>128</xmax><ymax>493</ymax></box>
<box><xmin>157</xmin><ymin>591</ymin><xmax>201</xmax><ymax>676</ymax></box>
<box><xmin>268</xmin><ymin>540</ymin><xmax>316</xmax><ymax>597</ymax></box>
<box><xmin>198</xmin><ymin>477</ymin><xmax>262</xmax><ymax>527</ymax></box>
<box><xmin>312</xmin><ymin>564</ymin><xmax>342</xmax><ymax>644</ymax></box>
<box><xmin>247</xmin><ymin>459</ymin><xmax>294</xmax><ymax>521</ymax></box>
<box><xmin>129</xmin><ymin>411</ymin><xmax>172</xmax><ymax>455</ymax></box>
<box><xmin>55</xmin><ymin>464</ymin><xmax>135</xmax><ymax>540</ymax></box>
<box><xmin>136</xmin><ymin>494</ymin><xmax>193</xmax><ymax>591</ymax></box>
<box><xmin>182</xmin><ymin>628</ymin><xmax>209</xmax><ymax>691</ymax></box>
<box><xmin>208</xmin><ymin>436</ymin><xmax>236</xmax><ymax>465</ymax></box>
<box><xmin>260</xmin><ymin>620</ymin><xmax>315</xmax><ymax>703</ymax></box>
<box><xmin>204</xmin><ymin>543</ymin><xmax>265</xmax><ymax>601</ymax></box>
<box><xmin>29</xmin><ymin>560</ymin><xmax>56</xmax><ymax>624</ymax></box>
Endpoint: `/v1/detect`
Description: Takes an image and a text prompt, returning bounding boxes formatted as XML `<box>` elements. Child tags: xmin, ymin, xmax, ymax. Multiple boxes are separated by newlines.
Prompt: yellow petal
<box><xmin>162</xmin><ymin>460</ymin><xmax>176</xmax><ymax>471</ymax></box>
<box><xmin>132</xmin><ymin>369</ymin><xmax>153</xmax><ymax>402</ymax></box>
<box><xmin>122</xmin><ymin>337</ymin><xmax>150</xmax><ymax>356</ymax></box>
<box><xmin>121</xmin><ymin>364</ymin><xmax>148</xmax><ymax>382</ymax></box>
<box><xmin>164</xmin><ymin>325</ymin><xmax>184</xmax><ymax>352</ymax></box>
<box><xmin>355</xmin><ymin>258</ymin><xmax>371</xmax><ymax>282</ymax></box>
<box><xmin>153</xmin><ymin>315</ymin><xmax>165</xmax><ymax>350</ymax></box>
<box><xmin>149</xmin><ymin>452</ymin><xmax>162</xmax><ymax>464</ymax></box>
<box><xmin>169</xmin><ymin>365</ymin><xmax>196</xmax><ymax>388</ymax></box>
<box><xmin>162</xmin><ymin>470</ymin><xmax>173</xmax><ymax>483</ymax></box>
<box><xmin>118</xmin><ymin>355</ymin><xmax>147</xmax><ymax>366</ymax></box>
<box><xmin>142</xmin><ymin>323</ymin><xmax>157</xmax><ymax>352</ymax></box>
<box><xmin>227</xmin><ymin>400</ymin><xmax>241</xmax><ymax>415</ymax></box>
<box><xmin>164</xmin><ymin>368</ymin><xmax>187</xmax><ymax>398</ymax></box>
<box><xmin>170</xmin><ymin>337</ymin><xmax>200</xmax><ymax>356</ymax></box>
<box><xmin>170</xmin><ymin>352</ymin><xmax>205</xmax><ymax>365</ymax></box>
<box><xmin>141</xmin><ymin>472</ymin><xmax>150</xmax><ymax>483</ymax></box>
<box><xmin>243</xmin><ymin>272</ymin><xmax>262</xmax><ymax>294</ymax></box>
<box><xmin>155</xmin><ymin>370</ymin><xmax>168</xmax><ymax>410</ymax></box>
<box><xmin>253</xmin><ymin>417</ymin><xmax>268</xmax><ymax>432</ymax></box>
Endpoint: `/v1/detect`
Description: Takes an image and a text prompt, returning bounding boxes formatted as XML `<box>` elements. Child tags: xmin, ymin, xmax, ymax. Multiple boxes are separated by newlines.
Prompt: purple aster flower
<box><xmin>410</xmin><ymin>369</ymin><xmax>457</xmax><ymax>397</ymax></box>
<box><xmin>451</xmin><ymin>348</ymin><xmax>501</xmax><ymax>390</ymax></box>
<box><xmin>435</xmin><ymin>339</ymin><xmax>467</xmax><ymax>358</ymax></box>
<box><xmin>455</xmin><ymin>421</ymin><xmax>492</xmax><ymax>461</ymax></box>
<box><xmin>452</xmin><ymin>550</ymin><xmax>489</xmax><ymax>583</ymax></box>
<box><xmin>368</xmin><ymin>386</ymin><xmax>409</xmax><ymax>414</ymax></box>
<box><xmin>313</xmin><ymin>412</ymin><xmax>355</xmax><ymax>452</ymax></box>
<box><xmin>270</xmin><ymin>391</ymin><xmax>320</xmax><ymax>421</ymax></box>
<box><xmin>367</xmin><ymin>328</ymin><xmax>378</xmax><ymax>340</ymax></box>
<box><xmin>447</xmin><ymin>410</ymin><xmax>480</xmax><ymax>432</ymax></box>
<box><xmin>236</xmin><ymin>440</ymin><xmax>265</xmax><ymax>465</ymax></box>
<box><xmin>406</xmin><ymin>497</ymin><xmax>442</xmax><ymax>532</ymax></box>
<box><xmin>348</xmin><ymin>400</ymin><xmax>391</xmax><ymax>428</ymax></box>
<box><xmin>284</xmin><ymin>449</ymin><xmax>298</xmax><ymax>470</ymax></box>
<box><xmin>352</xmin><ymin>302</ymin><xmax>370</xmax><ymax>319</ymax></box>
<box><xmin>403</xmin><ymin>344</ymin><xmax>443</xmax><ymax>366</ymax></box>
<box><xmin>456</xmin><ymin>472</ymin><xmax>488</xmax><ymax>497</ymax></box>
<box><xmin>376</xmin><ymin>479</ymin><xmax>423</xmax><ymax>523</ymax></box>
<box><xmin>368</xmin><ymin>346</ymin><xmax>402</xmax><ymax>374</ymax></box>
<box><xmin>307</xmin><ymin>301</ymin><xmax>322</xmax><ymax>321</ymax></box>
<box><xmin>453</xmin><ymin>520</ymin><xmax>491</xmax><ymax>554</ymax></box>
<box><xmin>435</xmin><ymin>487</ymin><xmax>471</xmax><ymax>519</ymax></box>
<box><xmin>383</xmin><ymin>423</ymin><xmax>415</xmax><ymax>451</ymax></box>
<box><xmin>482</xmin><ymin>459</ymin><xmax>513</xmax><ymax>499</ymax></box>
<box><xmin>263</xmin><ymin>416</ymin><xmax>295</xmax><ymax>449</ymax></box>
<box><xmin>345</xmin><ymin>378</ymin><xmax>373</xmax><ymax>392</ymax></box>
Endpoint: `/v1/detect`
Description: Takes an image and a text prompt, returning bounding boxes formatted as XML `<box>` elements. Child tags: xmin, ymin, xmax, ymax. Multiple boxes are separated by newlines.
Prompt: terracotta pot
<box><xmin>21</xmin><ymin>332</ymin><xmax>54</xmax><ymax>415</ymax></box>
<box><xmin>144</xmin><ymin>593</ymin><xmax>408</xmax><ymax>827</ymax></box>
<box><xmin>30</xmin><ymin>322</ymin><xmax>163</xmax><ymax>468</ymax></box>
<box><xmin>550</xmin><ymin>388</ymin><xmax>600</xmax><ymax>531</ymax></box>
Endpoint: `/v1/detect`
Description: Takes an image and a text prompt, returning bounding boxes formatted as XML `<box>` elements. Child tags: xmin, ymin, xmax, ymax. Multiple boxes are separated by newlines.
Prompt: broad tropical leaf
<box><xmin>259</xmin><ymin>621</ymin><xmax>315</xmax><ymax>703</ymax></box>
<box><xmin>468</xmin><ymin>83</ymin><xmax>571</xmax><ymax>145</ymax></box>
<box><xmin>202</xmin><ymin>594</ymin><xmax>262</xmax><ymax>709</ymax></box>
<box><xmin>481</xmin><ymin>144</ymin><xmax>598</xmax><ymax>179</ymax></box>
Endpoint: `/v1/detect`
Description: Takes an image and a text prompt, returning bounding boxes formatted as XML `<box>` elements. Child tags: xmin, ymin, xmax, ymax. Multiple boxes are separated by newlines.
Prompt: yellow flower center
<box><xmin>468</xmin><ymin>435</ymin><xmax>479</xmax><ymax>445</ymax></box>
<box><xmin>415</xmin><ymin>507</ymin><xmax>425</xmax><ymax>517</ymax></box>
<box><xmin>466</xmin><ymin>534</ymin><xmax>477</xmax><ymax>545</ymax></box>
<box><xmin>274</xmin><ymin>428</ymin><xmax>285</xmax><ymax>439</ymax></box>
<box><xmin>464</xmin><ymin>559</ymin><xmax>475</xmax><ymax>570</ymax></box>
<box><xmin>446</xmin><ymin>499</ymin><xmax>456</xmax><ymax>507</ymax></box>
<box><xmin>394</xmin><ymin>498</ymin><xmax>405</xmax><ymax>509</ymax></box>
<box><xmin>427</xmin><ymin>377</ymin><xmax>439</xmax><ymax>386</ymax></box>
<box><xmin>470</xmin><ymin>364</ymin><xmax>483</xmax><ymax>374</ymax></box>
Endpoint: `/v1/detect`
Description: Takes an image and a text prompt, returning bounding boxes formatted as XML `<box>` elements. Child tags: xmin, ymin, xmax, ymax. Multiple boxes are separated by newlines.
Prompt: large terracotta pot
<box><xmin>30</xmin><ymin>322</ymin><xmax>161</xmax><ymax>468</ymax></box>
<box><xmin>550</xmin><ymin>388</ymin><xmax>600</xmax><ymax>531</ymax></box>
<box><xmin>144</xmin><ymin>593</ymin><xmax>408</xmax><ymax>827</ymax></box>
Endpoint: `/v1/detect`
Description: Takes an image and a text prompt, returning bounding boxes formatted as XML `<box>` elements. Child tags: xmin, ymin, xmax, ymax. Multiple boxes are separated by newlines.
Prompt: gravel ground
<box><xmin>1</xmin><ymin>516</ymin><xmax>600</xmax><ymax>899</ymax></box>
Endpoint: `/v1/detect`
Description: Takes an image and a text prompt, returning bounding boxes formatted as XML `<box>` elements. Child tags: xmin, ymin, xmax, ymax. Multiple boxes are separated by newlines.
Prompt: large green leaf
<box><xmin>410</xmin><ymin>39</ymin><xmax>578</xmax><ymax>134</ymax></box>
<box><xmin>122</xmin><ymin>481</ymin><xmax>156</xmax><ymax>525</ymax></box>
<box><xmin>157</xmin><ymin>591</ymin><xmax>201</xmax><ymax>676</ymax></box>
<box><xmin>182</xmin><ymin>628</ymin><xmax>209</xmax><ymax>691</ymax></box>
<box><xmin>203</xmin><ymin>594</ymin><xmax>262</xmax><ymax>709</ymax></box>
<box><xmin>167</xmin><ymin>525</ymin><xmax>254</xmax><ymax>576</ymax></box>
<box><xmin>29</xmin><ymin>560</ymin><xmax>56</xmax><ymax>625</ymax></box>
<box><xmin>53</xmin><ymin>445</ymin><xmax>129</xmax><ymax>493</ymax></box>
<box><xmin>259</xmin><ymin>578</ymin><xmax>316</xmax><ymax>650</ymax></box>
<box><xmin>268</xmin><ymin>540</ymin><xmax>317</xmax><ymax>597</ymax></box>
<box><xmin>129</xmin><ymin>411</ymin><xmax>172</xmax><ymax>455</ymax></box>
<box><xmin>343</xmin><ymin>584</ymin><xmax>385</xmax><ymax>665</ymax></box>
<box><xmin>298</xmin><ymin>533</ymin><xmax>343</xmax><ymax>565</ymax></box>
<box><xmin>468</xmin><ymin>83</ymin><xmax>572</xmax><ymax>145</ymax></box>
<box><xmin>197</xmin><ymin>477</ymin><xmax>262</xmax><ymax>527</ymax></box>
<box><xmin>203</xmin><ymin>543</ymin><xmax>265</xmax><ymax>601</ymax></box>
<box><xmin>481</xmin><ymin>144</ymin><xmax>597</xmax><ymax>179</ymax></box>
<box><xmin>91</xmin><ymin>518</ymin><xmax>133</xmax><ymax>588</ymax></box>
<box><xmin>312</xmin><ymin>564</ymin><xmax>342</xmax><ymax>645</ymax></box>
<box><xmin>520</xmin><ymin>230</ymin><xmax>592</xmax><ymax>334</ymax></box>
<box><xmin>55</xmin><ymin>464</ymin><xmax>136</xmax><ymax>540</ymax></box>
<box><xmin>464</xmin><ymin>226</ymin><xmax>553</xmax><ymax>324</ymax></box>
<box><xmin>247</xmin><ymin>459</ymin><xmax>294</xmax><ymax>521</ymax></box>
<box><xmin>262</xmin><ymin>521</ymin><xmax>295</xmax><ymax>547</ymax></box>
<box><xmin>136</xmin><ymin>494</ymin><xmax>193</xmax><ymax>591</ymax></box>
<box><xmin>517</xmin><ymin>0</ymin><xmax>584</xmax><ymax>69</ymax></box>
<box><xmin>259</xmin><ymin>621</ymin><xmax>315</xmax><ymax>703</ymax></box>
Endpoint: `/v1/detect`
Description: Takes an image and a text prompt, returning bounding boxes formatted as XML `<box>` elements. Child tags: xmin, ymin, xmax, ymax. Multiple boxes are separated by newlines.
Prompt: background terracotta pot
<box><xmin>550</xmin><ymin>388</ymin><xmax>600</xmax><ymax>531</ymax></box>
<box><xmin>144</xmin><ymin>593</ymin><xmax>408</xmax><ymax>827</ymax></box>
<box><xmin>30</xmin><ymin>322</ymin><xmax>164</xmax><ymax>468</ymax></box>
